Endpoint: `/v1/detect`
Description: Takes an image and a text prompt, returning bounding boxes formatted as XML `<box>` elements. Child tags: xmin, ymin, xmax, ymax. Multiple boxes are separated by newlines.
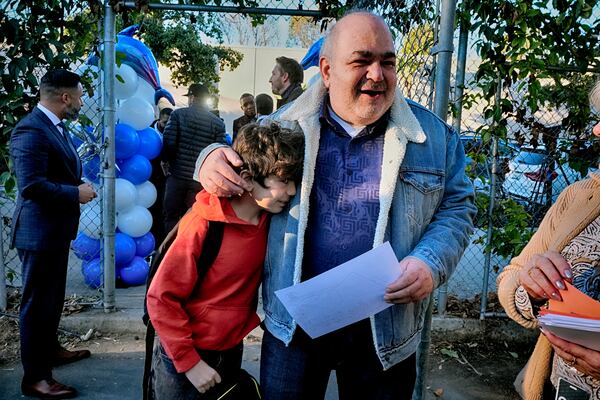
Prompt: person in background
<box><xmin>269</xmin><ymin>56</ymin><xmax>304</xmax><ymax>109</ymax></box>
<box><xmin>195</xmin><ymin>11</ymin><xmax>475</xmax><ymax>400</ymax></box>
<box><xmin>497</xmin><ymin>82</ymin><xmax>600</xmax><ymax>400</ymax></box>
<box><xmin>232</xmin><ymin>93</ymin><xmax>256</xmax><ymax>142</ymax></box>
<box><xmin>161</xmin><ymin>83</ymin><xmax>226</xmax><ymax>234</ymax></box>
<box><xmin>147</xmin><ymin>123</ymin><xmax>304</xmax><ymax>399</ymax></box>
<box><xmin>10</xmin><ymin>69</ymin><xmax>97</xmax><ymax>399</ymax></box>
<box><xmin>255</xmin><ymin>93</ymin><xmax>274</xmax><ymax>123</ymax></box>
<box><xmin>148</xmin><ymin>107</ymin><xmax>173</xmax><ymax>247</ymax></box>
<box><xmin>151</xmin><ymin>107</ymin><xmax>173</xmax><ymax>134</ymax></box>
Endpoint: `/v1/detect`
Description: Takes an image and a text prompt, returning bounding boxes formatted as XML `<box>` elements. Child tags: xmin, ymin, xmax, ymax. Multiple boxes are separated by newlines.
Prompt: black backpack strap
<box><xmin>142</xmin><ymin>220</ymin><xmax>225</xmax><ymax>400</ymax></box>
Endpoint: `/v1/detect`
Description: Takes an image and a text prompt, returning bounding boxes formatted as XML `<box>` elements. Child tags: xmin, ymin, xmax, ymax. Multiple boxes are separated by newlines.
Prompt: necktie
<box><xmin>57</xmin><ymin>122</ymin><xmax>77</xmax><ymax>157</ymax></box>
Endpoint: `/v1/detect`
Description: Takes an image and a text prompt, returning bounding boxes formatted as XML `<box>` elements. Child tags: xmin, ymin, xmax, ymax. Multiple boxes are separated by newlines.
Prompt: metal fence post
<box><xmin>415</xmin><ymin>0</ymin><xmax>456</xmax><ymax>398</ymax></box>
<box><xmin>451</xmin><ymin>21</ymin><xmax>469</xmax><ymax>133</ymax></box>
<box><xmin>102</xmin><ymin>0</ymin><xmax>116</xmax><ymax>313</ymax></box>
<box><xmin>479</xmin><ymin>78</ymin><xmax>502</xmax><ymax>320</ymax></box>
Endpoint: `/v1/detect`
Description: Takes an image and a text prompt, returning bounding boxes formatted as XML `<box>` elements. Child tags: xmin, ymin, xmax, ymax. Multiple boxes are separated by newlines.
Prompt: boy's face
<box><xmin>252</xmin><ymin>175</ymin><xmax>296</xmax><ymax>214</ymax></box>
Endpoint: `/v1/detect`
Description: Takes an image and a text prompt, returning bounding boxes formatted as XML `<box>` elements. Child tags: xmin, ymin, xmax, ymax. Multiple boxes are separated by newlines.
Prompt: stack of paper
<box><xmin>538</xmin><ymin>282</ymin><xmax>600</xmax><ymax>351</ymax></box>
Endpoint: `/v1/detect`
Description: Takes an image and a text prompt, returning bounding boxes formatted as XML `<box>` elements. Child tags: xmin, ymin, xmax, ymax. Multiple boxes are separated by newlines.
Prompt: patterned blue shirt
<box><xmin>302</xmin><ymin>99</ymin><xmax>389</xmax><ymax>279</ymax></box>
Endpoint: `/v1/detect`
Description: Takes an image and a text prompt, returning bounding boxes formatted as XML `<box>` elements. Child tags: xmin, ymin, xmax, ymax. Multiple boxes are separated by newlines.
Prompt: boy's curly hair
<box><xmin>233</xmin><ymin>122</ymin><xmax>304</xmax><ymax>187</ymax></box>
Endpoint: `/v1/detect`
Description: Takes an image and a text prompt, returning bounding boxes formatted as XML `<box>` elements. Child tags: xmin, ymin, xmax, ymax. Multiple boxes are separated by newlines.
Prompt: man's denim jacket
<box><xmin>197</xmin><ymin>80</ymin><xmax>476</xmax><ymax>370</ymax></box>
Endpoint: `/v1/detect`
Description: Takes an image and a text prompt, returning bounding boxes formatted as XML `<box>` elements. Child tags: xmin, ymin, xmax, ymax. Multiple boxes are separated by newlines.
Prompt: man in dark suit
<box><xmin>10</xmin><ymin>69</ymin><xmax>97</xmax><ymax>399</ymax></box>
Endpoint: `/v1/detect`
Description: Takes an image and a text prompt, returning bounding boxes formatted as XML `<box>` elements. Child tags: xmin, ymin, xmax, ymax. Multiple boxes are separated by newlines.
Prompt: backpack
<box><xmin>142</xmin><ymin>220</ymin><xmax>225</xmax><ymax>400</ymax></box>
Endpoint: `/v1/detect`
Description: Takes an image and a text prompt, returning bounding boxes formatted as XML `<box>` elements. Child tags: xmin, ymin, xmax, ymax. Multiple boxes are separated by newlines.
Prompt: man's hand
<box><xmin>184</xmin><ymin>359</ymin><xmax>222</xmax><ymax>394</ymax></box>
<box><xmin>198</xmin><ymin>147</ymin><xmax>252</xmax><ymax>197</ymax></box>
<box><xmin>78</xmin><ymin>183</ymin><xmax>97</xmax><ymax>204</ymax></box>
<box><xmin>384</xmin><ymin>257</ymin><xmax>434</xmax><ymax>304</ymax></box>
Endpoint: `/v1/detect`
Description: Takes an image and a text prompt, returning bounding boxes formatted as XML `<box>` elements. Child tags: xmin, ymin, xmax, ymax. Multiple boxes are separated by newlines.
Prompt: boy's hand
<box><xmin>185</xmin><ymin>359</ymin><xmax>222</xmax><ymax>394</ymax></box>
<box><xmin>198</xmin><ymin>147</ymin><xmax>252</xmax><ymax>196</ymax></box>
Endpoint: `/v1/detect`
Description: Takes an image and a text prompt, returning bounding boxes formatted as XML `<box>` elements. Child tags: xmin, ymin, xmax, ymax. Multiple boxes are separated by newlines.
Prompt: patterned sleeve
<box><xmin>514</xmin><ymin>286</ymin><xmax>538</xmax><ymax>321</ymax></box>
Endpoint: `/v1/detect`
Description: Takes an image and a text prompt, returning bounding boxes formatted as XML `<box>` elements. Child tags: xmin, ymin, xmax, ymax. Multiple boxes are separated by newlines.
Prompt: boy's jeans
<box><xmin>260</xmin><ymin>319</ymin><xmax>416</xmax><ymax>400</ymax></box>
<box><xmin>151</xmin><ymin>341</ymin><xmax>243</xmax><ymax>400</ymax></box>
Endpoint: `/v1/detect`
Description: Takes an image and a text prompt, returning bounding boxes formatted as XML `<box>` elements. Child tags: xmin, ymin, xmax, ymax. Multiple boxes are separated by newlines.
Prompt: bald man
<box><xmin>195</xmin><ymin>11</ymin><xmax>476</xmax><ymax>400</ymax></box>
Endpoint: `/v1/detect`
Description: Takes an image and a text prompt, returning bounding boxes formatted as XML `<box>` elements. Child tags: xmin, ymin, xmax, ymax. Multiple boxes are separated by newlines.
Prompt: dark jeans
<box><xmin>18</xmin><ymin>246</ymin><xmax>70</xmax><ymax>382</ymax></box>
<box><xmin>163</xmin><ymin>176</ymin><xmax>202</xmax><ymax>234</ymax></box>
<box><xmin>260</xmin><ymin>319</ymin><xmax>417</xmax><ymax>400</ymax></box>
<box><xmin>151</xmin><ymin>341</ymin><xmax>243</xmax><ymax>400</ymax></box>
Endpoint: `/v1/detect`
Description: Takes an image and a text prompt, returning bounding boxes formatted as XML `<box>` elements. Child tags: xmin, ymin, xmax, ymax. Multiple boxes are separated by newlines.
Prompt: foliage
<box><xmin>0</xmin><ymin>0</ymin><xmax>99</xmax><ymax>192</ymax></box>
<box><xmin>457</xmin><ymin>0</ymin><xmax>600</xmax><ymax>256</ymax></box>
<box><xmin>397</xmin><ymin>23</ymin><xmax>434</xmax><ymax>96</ymax></box>
<box><xmin>473</xmin><ymin>192</ymin><xmax>534</xmax><ymax>259</ymax></box>
<box><xmin>138</xmin><ymin>15</ymin><xmax>243</xmax><ymax>88</ymax></box>
<box><xmin>288</xmin><ymin>16</ymin><xmax>326</xmax><ymax>48</ymax></box>
<box><xmin>458</xmin><ymin>0</ymin><xmax>600</xmax><ymax>156</ymax></box>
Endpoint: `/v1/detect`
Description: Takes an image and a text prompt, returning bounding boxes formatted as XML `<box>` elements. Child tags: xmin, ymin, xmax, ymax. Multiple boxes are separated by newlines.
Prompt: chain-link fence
<box><xmin>451</xmin><ymin>4</ymin><xmax>600</xmax><ymax>317</ymax></box>
<box><xmin>5</xmin><ymin>1</ymin><xmax>596</xmax><ymax>319</ymax></box>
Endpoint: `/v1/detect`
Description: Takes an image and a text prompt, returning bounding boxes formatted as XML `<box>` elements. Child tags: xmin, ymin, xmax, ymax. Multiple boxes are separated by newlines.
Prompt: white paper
<box><xmin>538</xmin><ymin>314</ymin><xmax>600</xmax><ymax>351</ymax></box>
<box><xmin>275</xmin><ymin>242</ymin><xmax>400</xmax><ymax>338</ymax></box>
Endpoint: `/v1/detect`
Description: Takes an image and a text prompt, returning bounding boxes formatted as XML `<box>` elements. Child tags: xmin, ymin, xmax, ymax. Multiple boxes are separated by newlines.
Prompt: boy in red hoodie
<box><xmin>147</xmin><ymin>123</ymin><xmax>304</xmax><ymax>399</ymax></box>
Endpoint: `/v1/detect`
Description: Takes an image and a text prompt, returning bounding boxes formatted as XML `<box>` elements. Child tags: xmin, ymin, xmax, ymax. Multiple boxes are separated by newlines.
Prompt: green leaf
<box><xmin>440</xmin><ymin>348</ymin><xmax>459</xmax><ymax>359</ymax></box>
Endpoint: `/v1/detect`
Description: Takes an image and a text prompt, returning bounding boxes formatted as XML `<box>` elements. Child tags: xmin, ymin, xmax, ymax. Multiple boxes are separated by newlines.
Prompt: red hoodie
<box><xmin>147</xmin><ymin>191</ymin><xmax>268</xmax><ymax>373</ymax></box>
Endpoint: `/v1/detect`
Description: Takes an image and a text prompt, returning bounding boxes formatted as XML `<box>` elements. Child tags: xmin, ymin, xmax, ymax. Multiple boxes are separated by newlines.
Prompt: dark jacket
<box><xmin>276</xmin><ymin>83</ymin><xmax>304</xmax><ymax>109</ymax></box>
<box><xmin>10</xmin><ymin>107</ymin><xmax>83</xmax><ymax>250</ymax></box>
<box><xmin>232</xmin><ymin>114</ymin><xmax>256</xmax><ymax>141</ymax></box>
<box><xmin>162</xmin><ymin>104</ymin><xmax>226</xmax><ymax>181</ymax></box>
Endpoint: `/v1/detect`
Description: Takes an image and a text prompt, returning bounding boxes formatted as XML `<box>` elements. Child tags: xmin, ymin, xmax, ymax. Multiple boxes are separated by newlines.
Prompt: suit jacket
<box><xmin>10</xmin><ymin>107</ymin><xmax>83</xmax><ymax>251</ymax></box>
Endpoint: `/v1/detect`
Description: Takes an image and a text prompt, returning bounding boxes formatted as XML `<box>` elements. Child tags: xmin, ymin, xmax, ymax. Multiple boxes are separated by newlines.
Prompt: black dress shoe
<box><xmin>52</xmin><ymin>347</ymin><xmax>91</xmax><ymax>366</ymax></box>
<box><xmin>21</xmin><ymin>378</ymin><xmax>78</xmax><ymax>399</ymax></box>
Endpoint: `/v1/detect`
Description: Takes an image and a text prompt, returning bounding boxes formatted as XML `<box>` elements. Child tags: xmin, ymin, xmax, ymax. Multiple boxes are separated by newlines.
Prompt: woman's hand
<box><xmin>542</xmin><ymin>329</ymin><xmax>600</xmax><ymax>380</ymax></box>
<box><xmin>517</xmin><ymin>251</ymin><xmax>572</xmax><ymax>302</ymax></box>
<box><xmin>184</xmin><ymin>359</ymin><xmax>222</xmax><ymax>394</ymax></box>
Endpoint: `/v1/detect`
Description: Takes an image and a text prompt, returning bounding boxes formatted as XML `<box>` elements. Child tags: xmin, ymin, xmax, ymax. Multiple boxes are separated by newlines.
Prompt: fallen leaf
<box><xmin>434</xmin><ymin>388</ymin><xmax>444</xmax><ymax>397</ymax></box>
<box><xmin>440</xmin><ymin>348</ymin><xmax>459</xmax><ymax>359</ymax></box>
<box><xmin>508</xmin><ymin>351</ymin><xmax>518</xmax><ymax>359</ymax></box>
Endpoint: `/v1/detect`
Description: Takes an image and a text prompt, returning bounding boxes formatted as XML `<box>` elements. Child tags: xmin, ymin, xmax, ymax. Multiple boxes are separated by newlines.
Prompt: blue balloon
<box><xmin>134</xmin><ymin>232</ymin><xmax>155</xmax><ymax>258</ymax></box>
<box><xmin>83</xmin><ymin>154</ymin><xmax>101</xmax><ymax>184</ymax></box>
<box><xmin>115</xmin><ymin>232</ymin><xmax>136</xmax><ymax>266</ymax></box>
<box><xmin>301</xmin><ymin>37</ymin><xmax>324</xmax><ymax>69</ymax></box>
<box><xmin>71</xmin><ymin>133</ymin><xmax>84</xmax><ymax>149</ymax></box>
<box><xmin>82</xmin><ymin>258</ymin><xmax>103</xmax><ymax>289</ymax></box>
<box><xmin>72</xmin><ymin>232</ymin><xmax>101</xmax><ymax>261</ymax></box>
<box><xmin>115</xmin><ymin>123</ymin><xmax>140</xmax><ymax>159</ymax></box>
<box><xmin>119</xmin><ymin>154</ymin><xmax>152</xmax><ymax>184</ymax></box>
<box><xmin>120</xmin><ymin>256</ymin><xmax>150</xmax><ymax>286</ymax></box>
<box><xmin>137</xmin><ymin>128</ymin><xmax>162</xmax><ymax>160</ymax></box>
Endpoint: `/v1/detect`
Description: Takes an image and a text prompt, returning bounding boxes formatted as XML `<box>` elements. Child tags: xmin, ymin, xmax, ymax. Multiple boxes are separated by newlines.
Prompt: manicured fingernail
<box><xmin>564</xmin><ymin>269</ymin><xmax>573</xmax><ymax>279</ymax></box>
<box><xmin>551</xmin><ymin>292</ymin><xmax>560</xmax><ymax>300</ymax></box>
<box><xmin>555</xmin><ymin>280</ymin><xmax>565</xmax><ymax>290</ymax></box>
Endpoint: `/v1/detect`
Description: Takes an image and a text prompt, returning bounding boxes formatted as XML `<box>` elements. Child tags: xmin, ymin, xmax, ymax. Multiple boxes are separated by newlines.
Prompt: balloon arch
<box><xmin>72</xmin><ymin>26</ymin><xmax>175</xmax><ymax>289</ymax></box>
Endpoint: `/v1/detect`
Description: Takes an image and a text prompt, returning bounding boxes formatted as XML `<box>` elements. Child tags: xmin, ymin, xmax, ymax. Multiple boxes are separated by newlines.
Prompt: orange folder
<box><xmin>540</xmin><ymin>282</ymin><xmax>600</xmax><ymax>320</ymax></box>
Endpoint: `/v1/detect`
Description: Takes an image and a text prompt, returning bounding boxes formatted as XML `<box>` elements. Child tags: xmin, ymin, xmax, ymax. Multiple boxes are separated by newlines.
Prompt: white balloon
<box><xmin>79</xmin><ymin>198</ymin><xmax>102</xmax><ymax>239</ymax></box>
<box><xmin>136</xmin><ymin>181</ymin><xmax>157</xmax><ymax>208</ymax></box>
<box><xmin>117</xmin><ymin>97</ymin><xmax>155</xmax><ymax>130</ymax></box>
<box><xmin>133</xmin><ymin>79</ymin><xmax>156</xmax><ymax>106</ymax></box>
<box><xmin>114</xmin><ymin>64</ymin><xmax>139</xmax><ymax>100</ymax></box>
<box><xmin>115</xmin><ymin>178</ymin><xmax>137</xmax><ymax>212</ymax></box>
<box><xmin>117</xmin><ymin>205</ymin><xmax>153</xmax><ymax>238</ymax></box>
